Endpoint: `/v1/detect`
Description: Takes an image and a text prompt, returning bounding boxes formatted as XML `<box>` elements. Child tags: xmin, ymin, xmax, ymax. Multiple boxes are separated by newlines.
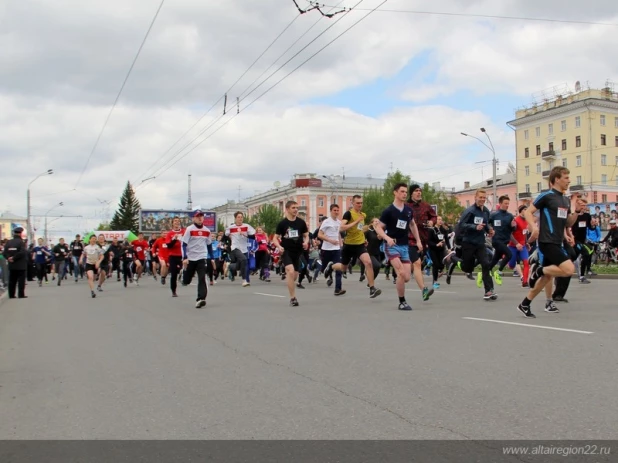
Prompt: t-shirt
<box><xmin>152</xmin><ymin>237</ymin><xmax>169</xmax><ymax>260</ymax></box>
<box><xmin>379</xmin><ymin>203</ymin><xmax>414</xmax><ymax>245</ymax></box>
<box><xmin>33</xmin><ymin>246</ymin><xmax>49</xmax><ymax>264</ymax></box>
<box><xmin>572</xmin><ymin>212</ymin><xmax>592</xmax><ymax>243</ymax></box>
<box><xmin>225</xmin><ymin>223</ymin><xmax>256</xmax><ymax>252</ymax></box>
<box><xmin>83</xmin><ymin>244</ymin><xmax>102</xmax><ymax>265</ymax></box>
<box><xmin>275</xmin><ymin>217</ymin><xmax>308</xmax><ymax>253</ymax></box>
<box><xmin>181</xmin><ymin>224</ymin><xmax>213</xmax><ymax>261</ymax></box>
<box><xmin>165</xmin><ymin>229</ymin><xmax>185</xmax><ymax>257</ymax></box>
<box><xmin>533</xmin><ymin>188</ymin><xmax>571</xmax><ymax>245</ymax></box>
<box><xmin>342</xmin><ymin>209</ymin><xmax>366</xmax><ymax>245</ymax></box>
<box><xmin>98</xmin><ymin>243</ymin><xmax>113</xmax><ymax>262</ymax></box>
<box><xmin>122</xmin><ymin>247</ymin><xmax>135</xmax><ymax>261</ymax></box>
<box><xmin>489</xmin><ymin>209</ymin><xmax>515</xmax><ymax>243</ymax></box>
<box><xmin>509</xmin><ymin>215</ymin><xmax>529</xmax><ymax>247</ymax></box>
<box><xmin>132</xmin><ymin>240</ymin><xmax>149</xmax><ymax>260</ymax></box>
<box><xmin>71</xmin><ymin>241</ymin><xmax>84</xmax><ymax>257</ymax></box>
<box><xmin>319</xmin><ymin>217</ymin><xmax>342</xmax><ymax>251</ymax></box>
<box><xmin>255</xmin><ymin>233</ymin><xmax>269</xmax><ymax>252</ymax></box>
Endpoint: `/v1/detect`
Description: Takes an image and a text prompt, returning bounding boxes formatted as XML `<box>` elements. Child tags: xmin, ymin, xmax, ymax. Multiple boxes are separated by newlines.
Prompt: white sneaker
<box><xmin>242</xmin><ymin>281</ymin><xmax>250</xmax><ymax>287</ymax></box>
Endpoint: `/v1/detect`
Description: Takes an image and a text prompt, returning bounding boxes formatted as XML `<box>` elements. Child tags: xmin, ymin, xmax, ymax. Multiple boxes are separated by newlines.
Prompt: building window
<box><xmin>576</xmin><ymin>175</ymin><xmax>582</xmax><ymax>185</ymax></box>
<box><xmin>318</xmin><ymin>198</ymin><xmax>324</xmax><ymax>207</ymax></box>
<box><xmin>524</xmin><ymin>129</ymin><xmax>529</xmax><ymax>140</ymax></box>
<box><xmin>548</xmin><ymin>123</ymin><xmax>554</xmax><ymax>135</ymax></box>
<box><xmin>615</xmin><ymin>136</ymin><xmax>618</xmax><ymax>147</ymax></box>
<box><xmin>616</xmin><ymin>155</ymin><xmax>618</xmax><ymax>166</ymax></box>
<box><xmin>602</xmin><ymin>194</ymin><xmax>608</xmax><ymax>202</ymax></box>
<box><xmin>525</xmin><ymin>166</ymin><xmax>530</xmax><ymax>176</ymax></box>
<box><xmin>600</xmin><ymin>115</ymin><xmax>606</xmax><ymax>126</ymax></box>
<box><xmin>535</xmin><ymin>127</ymin><xmax>540</xmax><ymax>137</ymax></box>
<box><xmin>615</xmin><ymin>116</ymin><xmax>618</xmax><ymax>128</ymax></box>
<box><xmin>561</xmin><ymin>120</ymin><xmax>567</xmax><ymax>131</ymax></box>
<box><xmin>548</xmin><ymin>142</ymin><xmax>554</xmax><ymax>151</ymax></box>
<box><xmin>524</xmin><ymin>147</ymin><xmax>529</xmax><ymax>158</ymax></box>
<box><xmin>525</xmin><ymin>184</ymin><xmax>530</xmax><ymax>193</ymax></box>
<box><xmin>536</xmin><ymin>145</ymin><xmax>541</xmax><ymax>156</ymax></box>
<box><xmin>601</xmin><ymin>134</ymin><xmax>606</xmax><ymax>145</ymax></box>
<box><xmin>536</xmin><ymin>163</ymin><xmax>541</xmax><ymax>173</ymax></box>
<box><xmin>576</xmin><ymin>136</ymin><xmax>581</xmax><ymax>147</ymax></box>
<box><xmin>575</xmin><ymin>116</ymin><xmax>581</xmax><ymax>128</ymax></box>
<box><xmin>561</xmin><ymin>139</ymin><xmax>567</xmax><ymax>150</ymax></box>
<box><xmin>576</xmin><ymin>155</ymin><xmax>582</xmax><ymax>167</ymax></box>
<box><xmin>602</xmin><ymin>175</ymin><xmax>607</xmax><ymax>185</ymax></box>
<box><xmin>601</xmin><ymin>154</ymin><xmax>607</xmax><ymax>166</ymax></box>
<box><xmin>466</xmin><ymin>200</ymin><xmax>470</xmax><ymax>207</ymax></box>
<box><xmin>562</xmin><ymin>158</ymin><xmax>568</xmax><ymax>168</ymax></box>
<box><xmin>537</xmin><ymin>182</ymin><xmax>542</xmax><ymax>192</ymax></box>
<box><xmin>301</xmin><ymin>199</ymin><xmax>306</xmax><ymax>206</ymax></box>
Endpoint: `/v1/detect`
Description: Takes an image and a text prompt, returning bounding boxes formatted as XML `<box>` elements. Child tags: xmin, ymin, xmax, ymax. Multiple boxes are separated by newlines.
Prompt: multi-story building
<box><xmin>211</xmin><ymin>200</ymin><xmax>248</xmax><ymax>229</ymax></box>
<box><xmin>0</xmin><ymin>211</ymin><xmax>27</xmax><ymax>240</ymax></box>
<box><xmin>452</xmin><ymin>172</ymin><xmax>518</xmax><ymax>212</ymax></box>
<box><xmin>215</xmin><ymin>173</ymin><xmax>386</xmax><ymax>232</ymax></box>
<box><xmin>508</xmin><ymin>84</ymin><xmax>618</xmax><ymax>203</ymax></box>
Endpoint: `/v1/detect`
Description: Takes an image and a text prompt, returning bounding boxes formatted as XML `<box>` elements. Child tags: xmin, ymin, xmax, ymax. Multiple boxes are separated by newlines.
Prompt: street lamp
<box><xmin>27</xmin><ymin>169</ymin><xmax>53</xmax><ymax>242</ymax></box>
<box><xmin>44</xmin><ymin>202</ymin><xmax>64</xmax><ymax>243</ymax></box>
<box><xmin>461</xmin><ymin>130</ymin><xmax>498</xmax><ymax>209</ymax></box>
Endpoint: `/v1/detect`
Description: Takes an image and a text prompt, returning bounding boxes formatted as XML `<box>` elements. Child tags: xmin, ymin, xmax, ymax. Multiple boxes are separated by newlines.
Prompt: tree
<box><xmin>217</xmin><ymin>219</ymin><xmax>226</xmax><ymax>233</ymax></box>
<box><xmin>246</xmin><ymin>204</ymin><xmax>283</xmax><ymax>234</ymax></box>
<box><xmin>362</xmin><ymin>170</ymin><xmax>411</xmax><ymax>219</ymax></box>
<box><xmin>97</xmin><ymin>222</ymin><xmax>111</xmax><ymax>231</ymax></box>
<box><xmin>109</xmin><ymin>181</ymin><xmax>141</xmax><ymax>233</ymax></box>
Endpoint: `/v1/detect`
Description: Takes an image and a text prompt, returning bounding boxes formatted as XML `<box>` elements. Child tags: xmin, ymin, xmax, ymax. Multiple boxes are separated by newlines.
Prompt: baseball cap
<box><xmin>610</xmin><ymin>219</ymin><xmax>617</xmax><ymax>225</ymax></box>
<box><xmin>13</xmin><ymin>227</ymin><xmax>24</xmax><ymax>235</ymax></box>
<box><xmin>193</xmin><ymin>209</ymin><xmax>204</xmax><ymax>217</ymax></box>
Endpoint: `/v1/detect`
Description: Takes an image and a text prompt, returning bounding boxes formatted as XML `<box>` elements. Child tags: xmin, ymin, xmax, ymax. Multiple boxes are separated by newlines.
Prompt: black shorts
<box><xmin>538</xmin><ymin>243</ymin><xmax>570</xmax><ymax>267</ymax></box>
<box><xmin>100</xmin><ymin>261</ymin><xmax>109</xmax><ymax>271</ymax></box>
<box><xmin>136</xmin><ymin>258</ymin><xmax>145</xmax><ymax>267</ymax></box>
<box><xmin>85</xmin><ymin>263</ymin><xmax>97</xmax><ymax>273</ymax></box>
<box><xmin>408</xmin><ymin>245</ymin><xmax>421</xmax><ymax>263</ymax></box>
<box><xmin>152</xmin><ymin>256</ymin><xmax>159</xmax><ymax>264</ymax></box>
<box><xmin>341</xmin><ymin>244</ymin><xmax>367</xmax><ymax>266</ymax></box>
<box><xmin>282</xmin><ymin>250</ymin><xmax>302</xmax><ymax>271</ymax></box>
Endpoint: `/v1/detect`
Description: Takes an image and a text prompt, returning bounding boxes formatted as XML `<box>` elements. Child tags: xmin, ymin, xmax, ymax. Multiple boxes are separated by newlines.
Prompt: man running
<box><xmin>272</xmin><ymin>201</ymin><xmax>309</xmax><ymax>307</ymax></box>
<box><xmin>131</xmin><ymin>233</ymin><xmax>149</xmax><ymax>285</ymax></box>
<box><xmin>318</xmin><ymin>204</ymin><xmax>345</xmax><ymax>296</ymax></box>
<box><xmin>406</xmin><ymin>184</ymin><xmax>436</xmax><ymax>301</ymax></box>
<box><xmin>70</xmin><ymin>234</ymin><xmax>84</xmax><ymax>282</ymax></box>
<box><xmin>225</xmin><ymin>212</ymin><xmax>256</xmax><ymax>287</ymax></box>
<box><xmin>325</xmin><ymin>195</ymin><xmax>381</xmax><ymax>299</ymax></box>
<box><xmin>165</xmin><ymin>217</ymin><xmax>185</xmax><ymax>297</ymax></box>
<box><xmin>507</xmin><ymin>205</ymin><xmax>533</xmax><ymax>287</ymax></box>
<box><xmin>152</xmin><ymin>231</ymin><xmax>169</xmax><ymax>285</ymax></box>
<box><xmin>518</xmin><ymin>167</ymin><xmax>578</xmax><ymax>318</ymax></box>
<box><xmin>181</xmin><ymin>209</ymin><xmax>215</xmax><ymax>308</ymax></box>
<box><xmin>373</xmin><ymin>183</ymin><xmax>419</xmax><ymax>310</ymax></box>
<box><xmin>487</xmin><ymin>195</ymin><xmax>516</xmax><ymax>285</ymax></box>
<box><xmin>458</xmin><ymin>189</ymin><xmax>497</xmax><ymax>300</ymax></box>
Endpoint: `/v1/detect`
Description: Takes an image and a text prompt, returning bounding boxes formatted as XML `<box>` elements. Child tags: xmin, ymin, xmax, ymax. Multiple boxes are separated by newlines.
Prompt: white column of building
<box><xmin>309</xmin><ymin>190</ymin><xmax>317</xmax><ymax>231</ymax></box>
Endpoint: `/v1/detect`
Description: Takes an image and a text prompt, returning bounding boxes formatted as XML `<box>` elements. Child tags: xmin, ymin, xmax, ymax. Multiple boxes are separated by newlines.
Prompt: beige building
<box><xmin>508</xmin><ymin>84</ymin><xmax>618</xmax><ymax>203</ymax></box>
<box><xmin>0</xmin><ymin>211</ymin><xmax>27</xmax><ymax>241</ymax></box>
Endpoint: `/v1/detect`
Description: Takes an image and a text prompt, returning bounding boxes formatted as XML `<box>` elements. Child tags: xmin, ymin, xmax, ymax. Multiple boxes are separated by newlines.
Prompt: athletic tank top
<box><xmin>344</xmin><ymin>209</ymin><xmax>366</xmax><ymax>245</ymax></box>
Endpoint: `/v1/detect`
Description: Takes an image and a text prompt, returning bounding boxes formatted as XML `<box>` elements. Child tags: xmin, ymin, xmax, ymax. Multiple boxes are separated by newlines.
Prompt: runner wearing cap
<box><xmin>181</xmin><ymin>209</ymin><xmax>215</xmax><ymax>308</ymax></box>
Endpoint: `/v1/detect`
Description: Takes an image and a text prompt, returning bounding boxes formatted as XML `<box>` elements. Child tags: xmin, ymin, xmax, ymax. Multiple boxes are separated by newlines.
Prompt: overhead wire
<box><xmin>138</xmin><ymin>0</ymin><xmax>371</xmax><ymax>188</ymax></box>
<box><xmin>132</xmin><ymin>12</ymin><xmax>303</xmax><ymax>185</ymax></box>
<box><xmin>74</xmin><ymin>0</ymin><xmax>166</xmax><ymax>190</ymax></box>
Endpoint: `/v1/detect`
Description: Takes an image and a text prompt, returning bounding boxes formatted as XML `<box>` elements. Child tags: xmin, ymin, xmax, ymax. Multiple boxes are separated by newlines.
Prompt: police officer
<box><xmin>1</xmin><ymin>227</ymin><xmax>28</xmax><ymax>299</ymax></box>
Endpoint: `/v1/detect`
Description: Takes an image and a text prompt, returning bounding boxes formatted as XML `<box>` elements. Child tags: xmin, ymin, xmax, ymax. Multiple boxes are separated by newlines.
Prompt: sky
<box><xmin>1</xmin><ymin>0</ymin><xmax>617</xmax><ymax>239</ymax></box>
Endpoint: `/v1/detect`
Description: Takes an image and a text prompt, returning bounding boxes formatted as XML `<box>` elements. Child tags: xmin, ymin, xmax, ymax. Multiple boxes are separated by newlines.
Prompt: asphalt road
<box><xmin>1</xmin><ymin>270</ymin><xmax>617</xmax><ymax>440</ymax></box>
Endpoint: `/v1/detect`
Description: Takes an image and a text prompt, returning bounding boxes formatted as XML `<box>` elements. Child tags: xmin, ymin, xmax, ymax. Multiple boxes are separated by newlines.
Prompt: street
<box><xmin>1</xmin><ymin>272</ymin><xmax>617</xmax><ymax>440</ymax></box>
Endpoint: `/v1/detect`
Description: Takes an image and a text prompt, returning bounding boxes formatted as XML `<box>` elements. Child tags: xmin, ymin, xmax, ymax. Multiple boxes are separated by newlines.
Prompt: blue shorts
<box><xmin>385</xmin><ymin>244</ymin><xmax>410</xmax><ymax>263</ymax></box>
<box><xmin>508</xmin><ymin>245</ymin><xmax>529</xmax><ymax>269</ymax></box>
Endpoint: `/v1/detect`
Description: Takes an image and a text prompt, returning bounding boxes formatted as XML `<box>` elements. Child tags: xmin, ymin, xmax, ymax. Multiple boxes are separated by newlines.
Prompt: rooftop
<box><xmin>454</xmin><ymin>171</ymin><xmax>517</xmax><ymax>193</ymax></box>
<box><xmin>0</xmin><ymin>211</ymin><xmax>27</xmax><ymax>221</ymax></box>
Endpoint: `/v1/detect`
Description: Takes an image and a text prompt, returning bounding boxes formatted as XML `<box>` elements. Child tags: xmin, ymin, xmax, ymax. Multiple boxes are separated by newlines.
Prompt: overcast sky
<box><xmin>1</xmin><ymin>0</ymin><xmax>617</xmax><ymax>238</ymax></box>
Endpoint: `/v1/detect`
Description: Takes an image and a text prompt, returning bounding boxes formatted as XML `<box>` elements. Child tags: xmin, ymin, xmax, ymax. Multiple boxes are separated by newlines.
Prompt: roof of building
<box><xmin>453</xmin><ymin>171</ymin><xmax>516</xmax><ymax>193</ymax></box>
<box><xmin>0</xmin><ymin>211</ymin><xmax>27</xmax><ymax>221</ymax></box>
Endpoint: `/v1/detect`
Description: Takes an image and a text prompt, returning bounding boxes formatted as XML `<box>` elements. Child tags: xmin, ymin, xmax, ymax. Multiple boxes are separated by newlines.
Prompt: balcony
<box><xmin>518</xmin><ymin>192</ymin><xmax>532</xmax><ymax>199</ymax></box>
<box><xmin>298</xmin><ymin>206</ymin><xmax>307</xmax><ymax>211</ymax></box>
<box><xmin>542</xmin><ymin>150</ymin><xmax>557</xmax><ymax>160</ymax></box>
<box><xmin>542</xmin><ymin>170</ymin><xmax>551</xmax><ymax>178</ymax></box>
<box><xmin>570</xmin><ymin>184</ymin><xmax>584</xmax><ymax>191</ymax></box>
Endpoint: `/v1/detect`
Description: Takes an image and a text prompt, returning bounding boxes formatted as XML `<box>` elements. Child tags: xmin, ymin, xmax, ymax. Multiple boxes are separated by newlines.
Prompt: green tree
<box><xmin>362</xmin><ymin>170</ymin><xmax>411</xmax><ymax>219</ymax></box>
<box><xmin>217</xmin><ymin>219</ymin><xmax>226</xmax><ymax>233</ymax></box>
<box><xmin>97</xmin><ymin>222</ymin><xmax>111</xmax><ymax>231</ymax></box>
<box><xmin>418</xmin><ymin>183</ymin><xmax>464</xmax><ymax>226</ymax></box>
<box><xmin>246</xmin><ymin>204</ymin><xmax>283</xmax><ymax>234</ymax></box>
<box><xmin>109</xmin><ymin>181</ymin><xmax>141</xmax><ymax>233</ymax></box>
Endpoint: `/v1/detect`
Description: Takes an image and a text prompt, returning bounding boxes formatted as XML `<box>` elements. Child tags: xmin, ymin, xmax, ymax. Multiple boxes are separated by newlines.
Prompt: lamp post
<box><xmin>27</xmin><ymin>169</ymin><xmax>54</xmax><ymax>242</ymax></box>
<box><xmin>44</xmin><ymin>202</ymin><xmax>64</xmax><ymax>243</ymax></box>
<box><xmin>461</xmin><ymin>130</ymin><xmax>498</xmax><ymax>209</ymax></box>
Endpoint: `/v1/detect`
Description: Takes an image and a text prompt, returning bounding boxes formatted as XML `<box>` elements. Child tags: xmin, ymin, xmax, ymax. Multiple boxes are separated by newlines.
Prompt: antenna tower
<box><xmin>187</xmin><ymin>174</ymin><xmax>193</xmax><ymax>210</ymax></box>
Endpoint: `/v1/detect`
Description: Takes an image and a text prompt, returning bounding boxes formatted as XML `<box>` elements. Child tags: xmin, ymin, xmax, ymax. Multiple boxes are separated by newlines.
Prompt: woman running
<box><xmin>81</xmin><ymin>235</ymin><xmax>103</xmax><ymax>298</ymax></box>
<box><xmin>96</xmin><ymin>234</ymin><xmax>113</xmax><ymax>292</ymax></box>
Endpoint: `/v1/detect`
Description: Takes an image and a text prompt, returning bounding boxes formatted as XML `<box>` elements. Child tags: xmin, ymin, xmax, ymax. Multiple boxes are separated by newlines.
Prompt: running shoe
<box><xmin>195</xmin><ymin>299</ymin><xmax>206</xmax><ymax>309</ymax></box>
<box><xmin>369</xmin><ymin>287</ymin><xmax>382</xmax><ymax>298</ymax></box>
<box><xmin>476</xmin><ymin>272</ymin><xmax>483</xmax><ymax>288</ymax></box>
<box><xmin>334</xmin><ymin>289</ymin><xmax>346</xmax><ymax>296</ymax></box>
<box><xmin>422</xmin><ymin>287</ymin><xmax>434</xmax><ymax>301</ymax></box>
<box><xmin>517</xmin><ymin>303</ymin><xmax>536</xmax><ymax>318</ymax></box>
<box><xmin>290</xmin><ymin>298</ymin><xmax>299</xmax><ymax>307</ymax></box>
<box><xmin>493</xmin><ymin>270</ymin><xmax>503</xmax><ymax>286</ymax></box>
<box><xmin>433</xmin><ymin>282</ymin><xmax>440</xmax><ymax>289</ymax></box>
<box><xmin>398</xmin><ymin>301</ymin><xmax>412</xmax><ymax>311</ymax></box>
<box><xmin>545</xmin><ymin>301</ymin><xmax>559</xmax><ymax>313</ymax></box>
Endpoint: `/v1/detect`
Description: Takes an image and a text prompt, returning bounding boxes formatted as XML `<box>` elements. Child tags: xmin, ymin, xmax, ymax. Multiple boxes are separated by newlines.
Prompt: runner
<box><xmin>81</xmin><ymin>235</ymin><xmax>103</xmax><ymax>298</ymax></box>
<box><xmin>487</xmin><ymin>196</ymin><xmax>516</xmax><ymax>286</ymax></box>
<box><xmin>255</xmin><ymin>227</ymin><xmax>271</xmax><ymax>283</ymax></box>
<box><xmin>517</xmin><ymin>167</ymin><xmax>578</xmax><ymax>318</ymax></box>
<box><xmin>373</xmin><ymin>183</ymin><xmax>419</xmax><ymax>310</ymax></box>
<box><xmin>225</xmin><ymin>212</ymin><xmax>256</xmax><ymax>287</ymax></box>
<box><xmin>426</xmin><ymin>217</ymin><xmax>447</xmax><ymax>289</ymax></box>
<box><xmin>96</xmin><ymin>234</ymin><xmax>113</xmax><ymax>292</ymax></box>
<box><xmin>120</xmin><ymin>240</ymin><xmax>135</xmax><ymax>287</ymax></box>
<box><xmin>131</xmin><ymin>233</ymin><xmax>149</xmax><ymax>285</ymax></box>
<box><xmin>32</xmin><ymin>238</ymin><xmax>52</xmax><ymax>287</ymax></box>
<box><xmin>152</xmin><ymin>231</ymin><xmax>169</xmax><ymax>285</ymax></box>
<box><xmin>52</xmin><ymin>238</ymin><xmax>70</xmax><ymax>286</ymax></box>
<box><xmin>324</xmin><ymin>195</ymin><xmax>381</xmax><ymax>299</ymax></box>
<box><xmin>165</xmin><ymin>218</ymin><xmax>185</xmax><ymax>297</ymax></box>
<box><xmin>108</xmin><ymin>238</ymin><xmax>122</xmax><ymax>282</ymax></box>
<box><xmin>70</xmin><ymin>234</ymin><xmax>84</xmax><ymax>282</ymax></box>
<box><xmin>318</xmin><ymin>204</ymin><xmax>345</xmax><ymax>296</ymax></box>
<box><xmin>272</xmin><ymin>201</ymin><xmax>309</xmax><ymax>307</ymax></box>
<box><xmin>181</xmin><ymin>209</ymin><xmax>215</xmax><ymax>308</ymax></box>
<box><xmin>148</xmin><ymin>234</ymin><xmax>158</xmax><ymax>280</ymax></box>
<box><xmin>507</xmin><ymin>205</ymin><xmax>534</xmax><ymax>287</ymax></box>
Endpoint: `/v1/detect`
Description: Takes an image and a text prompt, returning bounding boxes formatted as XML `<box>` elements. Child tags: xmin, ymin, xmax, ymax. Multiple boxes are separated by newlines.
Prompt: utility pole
<box><xmin>187</xmin><ymin>174</ymin><xmax>193</xmax><ymax>210</ymax></box>
<box><xmin>461</xmin><ymin>129</ymin><xmax>498</xmax><ymax>209</ymax></box>
<box><xmin>237</xmin><ymin>185</ymin><xmax>242</xmax><ymax>204</ymax></box>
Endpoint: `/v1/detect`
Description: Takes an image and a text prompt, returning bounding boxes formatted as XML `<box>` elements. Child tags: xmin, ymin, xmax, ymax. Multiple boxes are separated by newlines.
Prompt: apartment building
<box><xmin>508</xmin><ymin>84</ymin><xmax>618</xmax><ymax>204</ymax></box>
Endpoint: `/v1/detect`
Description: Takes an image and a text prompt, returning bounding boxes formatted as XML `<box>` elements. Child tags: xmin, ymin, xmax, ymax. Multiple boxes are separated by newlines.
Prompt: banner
<box><xmin>587</xmin><ymin>203</ymin><xmax>618</xmax><ymax>230</ymax></box>
<box><xmin>139</xmin><ymin>210</ymin><xmax>216</xmax><ymax>233</ymax></box>
<box><xmin>83</xmin><ymin>230</ymin><xmax>138</xmax><ymax>243</ymax></box>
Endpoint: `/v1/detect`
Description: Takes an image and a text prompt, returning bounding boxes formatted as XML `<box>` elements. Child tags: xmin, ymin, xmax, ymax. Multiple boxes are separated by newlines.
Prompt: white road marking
<box><xmin>254</xmin><ymin>292</ymin><xmax>286</xmax><ymax>298</ymax></box>
<box><xmin>463</xmin><ymin>317</ymin><xmax>594</xmax><ymax>335</ymax></box>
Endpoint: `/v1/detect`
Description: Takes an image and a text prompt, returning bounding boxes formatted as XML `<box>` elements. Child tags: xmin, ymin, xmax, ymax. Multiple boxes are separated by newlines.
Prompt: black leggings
<box><xmin>428</xmin><ymin>246</ymin><xmax>445</xmax><ymax>282</ymax></box>
<box><xmin>168</xmin><ymin>256</ymin><xmax>183</xmax><ymax>294</ymax></box>
<box><xmin>36</xmin><ymin>263</ymin><xmax>48</xmax><ymax>282</ymax></box>
<box><xmin>122</xmin><ymin>260</ymin><xmax>134</xmax><ymax>283</ymax></box>
<box><xmin>490</xmin><ymin>241</ymin><xmax>512</xmax><ymax>272</ymax></box>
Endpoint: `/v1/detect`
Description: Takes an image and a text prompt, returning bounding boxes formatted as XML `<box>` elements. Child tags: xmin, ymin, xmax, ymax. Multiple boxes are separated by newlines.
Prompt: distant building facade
<box><xmin>452</xmin><ymin>172</ymin><xmax>518</xmax><ymax>212</ymax></box>
<box><xmin>0</xmin><ymin>211</ymin><xmax>27</xmax><ymax>240</ymax></box>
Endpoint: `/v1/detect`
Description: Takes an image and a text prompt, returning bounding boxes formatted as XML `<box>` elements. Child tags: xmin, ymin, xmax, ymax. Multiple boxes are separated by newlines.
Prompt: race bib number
<box><xmin>162</xmin><ymin>244</ymin><xmax>167</xmax><ymax>248</ymax></box>
<box><xmin>136</xmin><ymin>247</ymin><xmax>142</xmax><ymax>252</ymax></box>
<box><xmin>37</xmin><ymin>251</ymin><xmax>42</xmax><ymax>255</ymax></box>
<box><xmin>557</xmin><ymin>208</ymin><xmax>568</xmax><ymax>219</ymax></box>
<box><xmin>127</xmin><ymin>253</ymin><xmax>133</xmax><ymax>259</ymax></box>
<box><xmin>494</xmin><ymin>220</ymin><xmax>501</xmax><ymax>227</ymax></box>
<box><xmin>74</xmin><ymin>246</ymin><xmax>80</xmax><ymax>250</ymax></box>
<box><xmin>578</xmin><ymin>221</ymin><xmax>586</xmax><ymax>228</ymax></box>
<box><xmin>357</xmin><ymin>222</ymin><xmax>364</xmax><ymax>231</ymax></box>
<box><xmin>288</xmin><ymin>229</ymin><xmax>299</xmax><ymax>238</ymax></box>
<box><xmin>437</xmin><ymin>234</ymin><xmax>444</xmax><ymax>240</ymax></box>
<box><xmin>523</xmin><ymin>229</ymin><xmax>529</xmax><ymax>235</ymax></box>
<box><xmin>474</xmin><ymin>217</ymin><xmax>483</xmax><ymax>225</ymax></box>
<box><xmin>396</xmin><ymin>219</ymin><xmax>407</xmax><ymax>229</ymax></box>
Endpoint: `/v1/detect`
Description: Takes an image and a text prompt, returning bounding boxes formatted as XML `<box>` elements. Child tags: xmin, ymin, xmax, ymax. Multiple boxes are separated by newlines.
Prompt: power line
<box><xmin>146</xmin><ymin>0</ymin><xmax>387</xmax><ymax>183</ymax></box>
<box><xmin>316</xmin><ymin>3</ymin><xmax>618</xmax><ymax>26</ymax></box>
<box><xmin>138</xmin><ymin>1</ymin><xmax>362</xmax><ymax>187</ymax></box>
<box><xmin>74</xmin><ymin>0</ymin><xmax>166</xmax><ymax>189</ymax></box>
<box><xmin>132</xmin><ymin>13</ymin><xmax>302</xmax><ymax>185</ymax></box>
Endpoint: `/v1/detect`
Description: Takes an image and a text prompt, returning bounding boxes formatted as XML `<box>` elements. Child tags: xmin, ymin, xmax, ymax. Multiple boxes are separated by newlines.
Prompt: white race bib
<box><xmin>357</xmin><ymin>222</ymin><xmax>364</xmax><ymax>231</ymax></box>
<box><xmin>136</xmin><ymin>247</ymin><xmax>142</xmax><ymax>251</ymax></box>
<box><xmin>437</xmin><ymin>234</ymin><xmax>444</xmax><ymax>240</ymax></box>
<box><xmin>396</xmin><ymin>219</ymin><xmax>407</xmax><ymax>229</ymax></box>
<box><xmin>288</xmin><ymin>229</ymin><xmax>299</xmax><ymax>238</ymax></box>
<box><xmin>523</xmin><ymin>229</ymin><xmax>529</xmax><ymax>235</ymax></box>
<box><xmin>557</xmin><ymin>208</ymin><xmax>568</xmax><ymax>219</ymax></box>
<box><xmin>578</xmin><ymin>221</ymin><xmax>586</xmax><ymax>228</ymax></box>
<box><xmin>474</xmin><ymin>217</ymin><xmax>483</xmax><ymax>225</ymax></box>
<box><xmin>494</xmin><ymin>220</ymin><xmax>501</xmax><ymax>227</ymax></box>
<box><xmin>37</xmin><ymin>251</ymin><xmax>42</xmax><ymax>255</ymax></box>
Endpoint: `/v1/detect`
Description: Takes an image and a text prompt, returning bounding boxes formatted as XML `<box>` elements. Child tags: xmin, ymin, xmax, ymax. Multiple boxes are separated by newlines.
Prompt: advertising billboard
<box><xmin>587</xmin><ymin>203</ymin><xmax>618</xmax><ymax>230</ymax></box>
<box><xmin>139</xmin><ymin>210</ymin><xmax>217</xmax><ymax>233</ymax></box>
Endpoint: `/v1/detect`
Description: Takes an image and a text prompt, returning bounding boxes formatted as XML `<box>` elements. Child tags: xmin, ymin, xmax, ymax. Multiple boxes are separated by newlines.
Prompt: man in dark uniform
<box><xmin>2</xmin><ymin>227</ymin><xmax>28</xmax><ymax>299</ymax></box>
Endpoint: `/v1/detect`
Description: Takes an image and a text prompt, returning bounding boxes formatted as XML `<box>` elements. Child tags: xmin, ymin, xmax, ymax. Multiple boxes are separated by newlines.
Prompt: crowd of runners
<box><xmin>3</xmin><ymin>167</ymin><xmax>618</xmax><ymax>316</ymax></box>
